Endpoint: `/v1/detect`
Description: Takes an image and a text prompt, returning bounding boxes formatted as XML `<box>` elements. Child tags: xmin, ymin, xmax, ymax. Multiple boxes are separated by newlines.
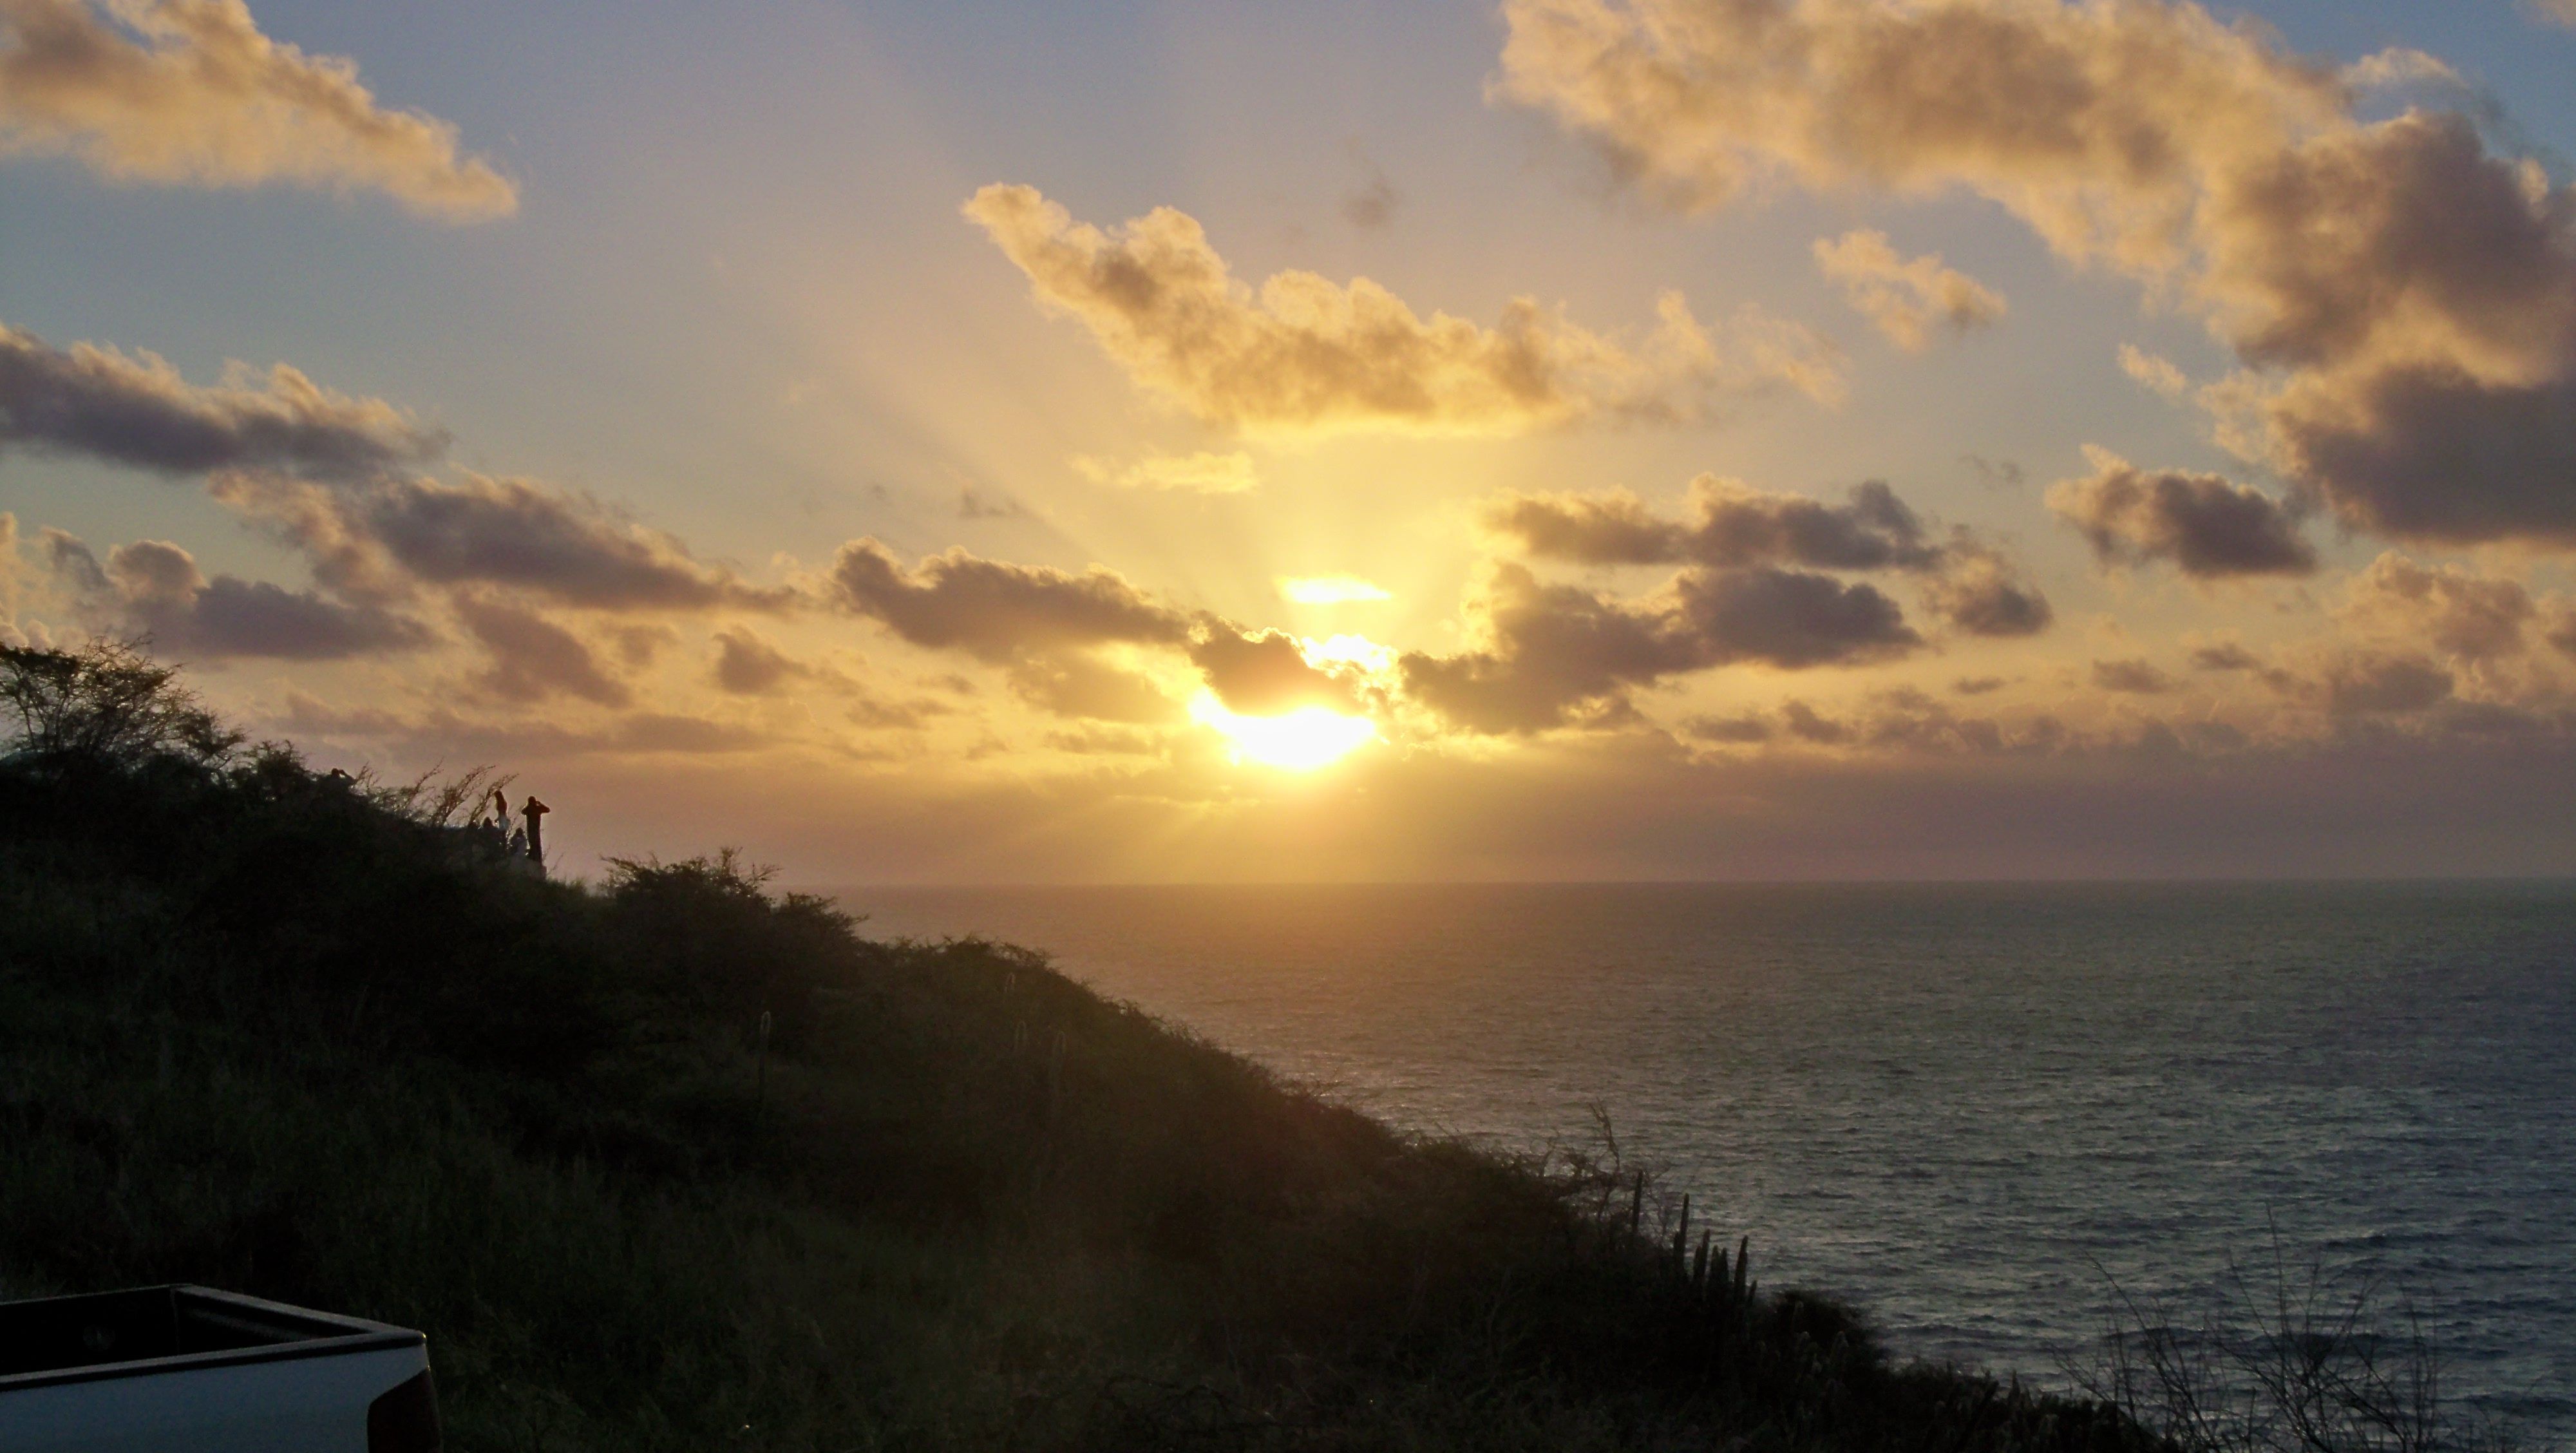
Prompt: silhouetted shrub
<box><xmin>1</xmin><ymin>640</ymin><xmax>242</xmax><ymax>767</ymax></box>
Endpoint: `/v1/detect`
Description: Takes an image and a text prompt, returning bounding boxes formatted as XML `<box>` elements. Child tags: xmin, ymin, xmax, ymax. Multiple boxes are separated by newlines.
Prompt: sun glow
<box><xmin>1279</xmin><ymin>575</ymin><xmax>1393</xmax><ymax>605</ymax></box>
<box><xmin>1189</xmin><ymin>692</ymin><xmax>1377</xmax><ymax>770</ymax></box>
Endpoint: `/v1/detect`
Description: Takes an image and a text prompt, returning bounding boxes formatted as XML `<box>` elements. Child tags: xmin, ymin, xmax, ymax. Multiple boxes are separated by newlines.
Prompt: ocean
<box><xmin>839</xmin><ymin>881</ymin><xmax>2575</xmax><ymax>1436</ymax></box>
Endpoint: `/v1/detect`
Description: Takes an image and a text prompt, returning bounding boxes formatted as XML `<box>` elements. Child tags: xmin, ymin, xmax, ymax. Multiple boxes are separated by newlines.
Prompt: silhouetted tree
<box><xmin>0</xmin><ymin>640</ymin><xmax>241</xmax><ymax>766</ymax></box>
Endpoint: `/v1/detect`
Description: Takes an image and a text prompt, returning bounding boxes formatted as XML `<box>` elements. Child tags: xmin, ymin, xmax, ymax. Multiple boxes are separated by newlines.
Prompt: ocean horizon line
<box><xmin>816</xmin><ymin>874</ymin><xmax>2576</xmax><ymax>893</ymax></box>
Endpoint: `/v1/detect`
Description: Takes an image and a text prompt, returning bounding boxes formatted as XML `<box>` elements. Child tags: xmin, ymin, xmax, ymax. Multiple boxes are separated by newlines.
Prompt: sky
<box><xmin>6</xmin><ymin>0</ymin><xmax>2576</xmax><ymax>883</ymax></box>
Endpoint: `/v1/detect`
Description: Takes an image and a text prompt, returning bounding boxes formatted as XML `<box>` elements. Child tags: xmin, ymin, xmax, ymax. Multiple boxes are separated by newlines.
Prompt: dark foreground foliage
<box><xmin>0</xmin><ymin>643</ymin><xmax>2167</xmax><ymax>1450</ymax></box>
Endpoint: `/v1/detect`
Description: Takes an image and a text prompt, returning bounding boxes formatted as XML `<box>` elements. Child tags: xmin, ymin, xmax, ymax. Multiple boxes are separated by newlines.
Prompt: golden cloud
<box><xmin>965</xmin><ymin>182</ymin><xmax>1841</xmax><ymax>437</ymax></box>
<box><xmin>1812</xmin><ymin>229</ymin><xmax>2006</xmax><ymax>350</ymax></box>
<box><xmin>0</xmin><ymin>0</ymin><xmax>517</xmax><ymax>219</ymax></box>
<box><xmin>1497</xmin><ymin>0</ymin><xmax>2576</xmax><ymax>546</ymax></box>
<box><xmin>1070</xmin><ymin>449</ymin><xmax>1259</xmax><ymax>494</ymax></box>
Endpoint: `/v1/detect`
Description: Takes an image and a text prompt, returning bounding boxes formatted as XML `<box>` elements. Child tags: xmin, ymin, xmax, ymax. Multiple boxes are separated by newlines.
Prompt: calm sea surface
<box><xmin>838</xmin><ymin>882</ymin><xmax>2575</xmax><ymax>1436</ymax></box>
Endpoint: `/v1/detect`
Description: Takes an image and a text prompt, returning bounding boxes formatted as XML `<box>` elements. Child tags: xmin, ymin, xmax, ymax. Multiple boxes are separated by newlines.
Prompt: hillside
<box><xmin>0</xmin><ymin>643</ymin><xmax>2153</xmax><ymax>1451</ymax></box>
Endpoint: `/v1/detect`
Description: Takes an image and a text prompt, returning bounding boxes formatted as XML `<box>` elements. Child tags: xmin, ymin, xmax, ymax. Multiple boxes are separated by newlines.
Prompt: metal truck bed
<box><xmin>0</xmin><ymin>1285</ymin><xmax>438</xmax><ymax>1451</ymax></box>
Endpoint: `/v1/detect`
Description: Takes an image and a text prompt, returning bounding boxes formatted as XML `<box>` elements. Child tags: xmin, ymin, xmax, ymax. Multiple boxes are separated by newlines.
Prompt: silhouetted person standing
<box><xmin>521</xmin><ymin>795</ymin><xmax>550</xmax><ymax>871</ymax></box>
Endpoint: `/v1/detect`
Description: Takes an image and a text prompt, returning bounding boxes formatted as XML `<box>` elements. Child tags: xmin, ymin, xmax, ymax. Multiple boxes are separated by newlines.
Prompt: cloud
<box><xmin>709</xmin><ymin>628</ymin><xmax>941</xmax><ymax>727</ymax></box>
<box><xmin>2322</xmin><ymin>651</ymin><xmax>2454</xmax><ymax>716</ymax></box>
<box><xmin>822</xmin><ymin>541</ymin><xmax>1376</xmax><ymax>725</ymax></box>
<box><xmin>2191</xmin><ymin>642</ymin><xmax>2265</xmax><ymax>672</ymax></box>
<box><xmin>2340</xmin><ymin>553</ymin><xmax>2535</xmax><ymax>664</ymax></box>
<box><xmin>1682</xmin><ymin>692</ymin><xmax>2084</xmax><ymax>757</ymax></box>
<box><xmin>1812</xmin><ymin>229</ymin><xmax>2005</xmax><ymax>350</ymax></box>
<box><xmin>2535</xmin><ymin>0</ymin><xmax>2576</xmax><ymax>30</ymax></box>
<box><xmin>1399</xmin><ymin>560</ymin><xmax>1918</xmax><ymax>733</ymax></box>
<box><xmin>710</xmin><ymin>625</ymin><xmax>817</xmax><ymax>696</ymax></box>
<box><xmin>278</xmin><ymin>692</ymin><xmax>774</xmax><ymax>759</ymax></box>
<box><xmin>1486</xmin><ymin>475</ymin><xmax>1944</xmax><ymax>571</ymax></box>
<box><xmin>1278</xmin><ymin>575</ymin><xmax>1390</xmax><ymax>605</ymax></box>
<box><xmin>213</xmin><ymin>470</ymin><xmax>795</xmax><ymax>613</ymax></box>
<box><xmin>0</xmin><ymin>318</ymin><xmax>444</xmax><ymax>482</ymax></box>
<box><xmin>1343</xmin><ymin>146</ymin><xmax>1399</xmax><ymax>229</ymax></box>
<box><xmin>1962</xmin><ymin>454</ymin><xmax>2024</xmax><ymax>490</ymax></box>
<box><xmin>1044</xmin><ymin>724</ymin><xmax>1162</xmax><ymax>756</ymax></box>
<box><xmin>1680</xmin><ymin>710</ymin><xmax>1774</xmax><ymax>744</ymax></box>
<box><xmin>614</xmin><ymin>714</ymin><xmax>771</xmax><ymax>754</ymax></box>
<box><xmin>1004</xmin><ymin>654</ymin><xmax>1180</xmax><ymax>724</ymax></box>
<box><xmin>0</xmin><ymin>0</ymin><xmax>516</xmax><ymax>219</ymax></box>
<box><xmin>1922</xmin><ymin>550</ymin><xmax>2052</xmax><ymax>638</ymax></box>
<box><xmin>2047</xmin><ymin>449</ymin><xmax>2315</xmax><ymax>578</ymax></box>
<box><xmin>2119</xmin><ymin>345</ymin><xmax>2191</xmax><ymax>399</ymax></box>
<box><xmin>455</xmin><ymin>594</ymin><xmax>630</xmax><ymax>707</ymax></box>
<box><xmin>1071</xmin><ymin>449</ymin><xmax>1258</xmax><ymax>494</ymax></box>
<box><xmin>2091</xmin><ymin>658</ymin><xmax>2175</xmax><ymax>694</ymax></box>
<box><xmin>1495</xmin><ymin>0</ymin><xmax>2576</xmax><ymax>549</ymax></box>
<box><xmin>0</xmin><ymin>320</ymin><xmax>801</xmax><ymax>618</ymax></box>
<box><xmin>1189</xmin><ymin>629</ymin><xmax>1356</xmax><ymax>715</ymax></box>
<box><xmin>963</xmin><ymin>182</ymin><xmax>1841</xmax><ymax>437</ymax></box>
<box><xmin>826</xmin><ymin>538</ymin><xmax>1189</xmax><ymax>664</ymax></box>
<box><xmin>955</xmin><ymin>486</ymin><xmax>1029</xmax><ymax>520</ymax></box>
<box><xmin>41</xmin><ymin>529</ymin><xmax>431</xmax><ymax>658</ymax></box>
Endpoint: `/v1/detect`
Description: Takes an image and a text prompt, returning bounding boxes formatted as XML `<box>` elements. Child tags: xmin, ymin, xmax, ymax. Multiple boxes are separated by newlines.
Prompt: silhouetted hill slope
<box><xmin>0</xmin><ymin>643</ymin><xmax>2154</xmax><ymax>1451</ymax></box>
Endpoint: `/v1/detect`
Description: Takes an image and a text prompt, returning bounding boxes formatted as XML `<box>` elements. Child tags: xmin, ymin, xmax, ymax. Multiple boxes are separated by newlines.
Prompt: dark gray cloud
<box><xmin>827</xmin><ymin>538</ymin><xmax>1189</xmax><ymax>663</ymax></box>
<box><xmin>956</xmin><ymin>486</ymin><xmax>1030</xmax><ymax>520</ymax></box>
<box><xmin>354</xmin><ymin>473</ymin><xmax>793</xmax><ymax>612</ymax></box>
<box><xmin>848</xmin><ymin>693</ymin><xmax>951</xmax><ymax>731</ymax></box>
<box><xmin>710</xmin><ymin>626</ymin><xmax>815</xmax><ymax>696</ymax></box>
<box><xmin>2092</xmin><ymin>658</ymin><xmax>2177</xmax><ymax>694</ymax></box>
<box><xmin>1683</xmin><ymin>692</ymin><xmax>2084</xmax><ymax>758</ymax></box>
<box><xmin>1343</xmin><ymin>172</ymin><xmax>1398</xmax><ymax>229</ymax></box>
<box><xmin>1922</xmin><ymin>552</ymin><xmax>2052</xmax><ymax>638</ymax></box>
<box><xmin>277</xmin><ymin>694</ymin><xmax>774</xmax><ymax>759</ymax></box>
<box><xmin>1962</xmin><ymin>455</ymin><xmax>2025</xmax><ymax>490</ymax></box>
<box><xmin>2192</xmin><ymin>643</ymin><xmax>2266</xmax><ymax>672</ymax></box>
<box><xmin>0</xmin><ymin>320</ymin><xmax>797</xmax><ymax>617</ymax></box>
<box><xmin>1778</xmin><ymin>699</ymin><xmax>1852</xmax><ymax>745</ymax></box>
<box><xmin>2047</xmin><ymin>455</ymin><xmax>2316</xmax><ymax>578</ymax></box>
<box><xmin>207</xmin><ymin>469</ymin><xmax>793</xmax><ymax>615</ymax></box>
<box><xmin>2342</xmin><ymin>553</ymin><xmax>2536</xmax><ymax>663</ymax></box>
<box><xmin>1669</xmin><ymin>564</ymin><xmax>1920</xmax><ymax>668</ymax></box>
<box><xmin>43</xmin><ymin>531</ymin><xmax>432</xmax><ymax>660</ymax></box>
<box><xmin>1189</xmin><ymin>628</ymin><xmax>1356</xmax><ymax>715</ymax></box>
<box><xmin>1400</xmin><ymin>562</ymin><xmax>1919</xmax><ymax>734</ymax></box>
<box><xmin>2322</xmin><ymin>652</ymin><xmax>2454</xmax><ymax>716</ymax></box>
<box><xmin>2273</xmin><ymin>365</ymin><xmax>2576</xmax><ymax>546</ymax></box>
<box><xmin>0</xmin><ymin>319</ymin><xmax>445</xmax><ymax>484</ymax></box>
<box><xmin>1488</xmin><ymin>476</ymin><xmax>1944</xmax><ymax>572</ymax></box>
<box><xmin>1680</xmin><ymin>711</ymin><xmax>1774</xmax><ymax>744</ymax></box>
<box><xmin>455</xmin><ymin>595</ymin><xmax>631</xmax><ymax>707</ymax></box>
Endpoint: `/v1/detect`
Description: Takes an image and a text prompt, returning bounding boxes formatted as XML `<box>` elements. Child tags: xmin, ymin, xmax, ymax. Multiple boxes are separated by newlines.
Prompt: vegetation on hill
<box><xmin>0</xmin><ymin>642</ymin><xmax>2470</xmax><ymax>1452</ymax></box>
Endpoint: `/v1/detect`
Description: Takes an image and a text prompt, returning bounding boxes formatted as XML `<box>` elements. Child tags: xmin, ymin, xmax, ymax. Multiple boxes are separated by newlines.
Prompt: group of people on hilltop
<box><xmin>468</xmin><ymin>788</ymin><xmax>551</xmax><ymax>875</ymax></box>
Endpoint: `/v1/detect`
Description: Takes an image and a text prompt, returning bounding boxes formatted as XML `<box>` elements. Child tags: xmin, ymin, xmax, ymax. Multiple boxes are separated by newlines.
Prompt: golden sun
<box><xmin>1189</xmin><ymin>692</ymin><xmax>1376</xmax><ymax>771</ymax></box>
